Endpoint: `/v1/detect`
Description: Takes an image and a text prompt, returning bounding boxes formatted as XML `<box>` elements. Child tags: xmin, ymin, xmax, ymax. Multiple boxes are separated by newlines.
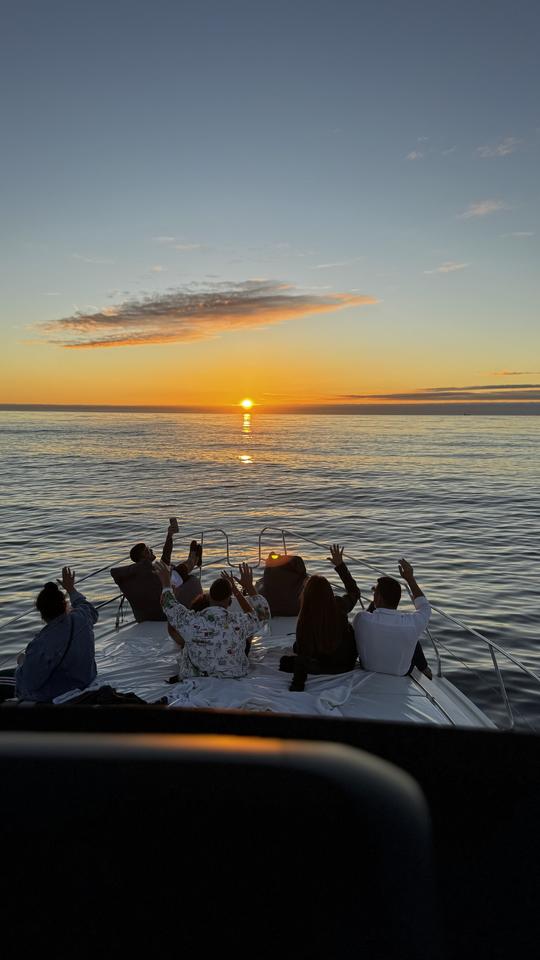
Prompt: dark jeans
<box><xmin>408</xmin><ymin>642</ymin><xmax>428</xmax><ymax>674</ymax></box>
<box><xmin>0</xmin><ymin>667</ymin><xmax>17</xmax><ymax>701</ymax></box>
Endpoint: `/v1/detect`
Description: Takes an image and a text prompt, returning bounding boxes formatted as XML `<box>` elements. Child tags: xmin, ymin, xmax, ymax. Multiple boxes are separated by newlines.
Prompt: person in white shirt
<box><xmin>353</xmin><ymin>558</ymin><xmax>432</xmax><ymax>679</ymax></box>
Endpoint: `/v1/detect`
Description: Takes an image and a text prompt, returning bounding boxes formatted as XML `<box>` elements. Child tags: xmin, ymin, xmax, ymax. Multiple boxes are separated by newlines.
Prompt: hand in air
<box><xmin>220</xmin><ymin>570</ymin><xmax>238</xmax><ymax>592</ymax></box>
<box><xmin>153</xmin><ymin>559</ymin><xmax>172</xmax><ymax>588</ymax></box>
<box><xmin>237</xmin><ymin>563</ymin><xmax>254</xmax><ymax>592</ymax></box>
<box><xmin>57</xmin><ymin>566</ymin><xmax>76</xmax><ymax>593</ymax></box>
<box><xmin>327</xmin><ymin>544</ymin><xmax>344</xmax><ymax>567</ymax></box>
<box><xmin>398</xmin><ymin>558</ymin><xmax>414</xmax><ymax>582</ymax></box>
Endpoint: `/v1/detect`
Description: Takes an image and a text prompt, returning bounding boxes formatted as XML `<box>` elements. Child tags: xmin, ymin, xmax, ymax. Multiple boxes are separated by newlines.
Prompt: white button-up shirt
<box><xmin>353</xmin><ymin>596</ymin><xmax>431</xmax><ymax>676</ymax></box>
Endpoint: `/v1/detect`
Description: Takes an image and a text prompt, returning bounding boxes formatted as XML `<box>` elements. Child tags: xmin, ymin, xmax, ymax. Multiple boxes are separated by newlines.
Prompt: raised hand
<box><xmin>57</xmin><ymin>566</ymin><xmax>76</xmax><ymax>593</ymax></box>
<box><xmin>327</xmin><ymin>544</ymin><xmax>344</xmax><ymax>567</ymax></box>
<box><xmin>398</xmin><ymin>558</ymin><xmax>414</xmax><ymax>582</ymax></box>
<box><xmin>186</xmin><ymin>540</ymin><xmax>199</xmax><ymax>572</ymax></box>
<box><xmin>237</xmin><ymin>562</ymin><xmax>254</xmax><ymax>593</ymax></box>
<box><xmin>153</xmin><ymin>559</ymin><xmax>172</xmax><ymax>588</ymax></box>
<box><xmin>220</xmin><ymin>570</ymin><xmax>238</xmax><ymax>592</ymax></box>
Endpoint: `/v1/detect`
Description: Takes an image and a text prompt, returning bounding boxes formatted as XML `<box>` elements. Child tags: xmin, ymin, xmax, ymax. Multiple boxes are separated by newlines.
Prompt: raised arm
<box><xmin>160</xmin><ymin>520</ymin><xmax>177</xmax><ymax>565</ymax></box>
<box><xmin>154</xmin><ymin>559</ymin><xmax>195</xmax><ymax>634</ymax></box>
<box><xmin>58</xmin><ymin>566</ymin><xmax>99</xmax><ymax>625</ymax></box>
<box><xmin>235</xmin><ymin>563</ymin><xmax>270</xmax><ymax>621</ymax></box>
<box><xmin>327</xmin><ymin>544</ymin><xmax>361</xmax><ymax>612</ymax></box>
<box><xmin>221</xmin><ymin>566</ymin><xmax>255</xmax><ymax>615</ymax></box>
<box><xmin>398</xmin><ymin>558</ymin><xmax>424</xmax><ymax>600</ymax></box>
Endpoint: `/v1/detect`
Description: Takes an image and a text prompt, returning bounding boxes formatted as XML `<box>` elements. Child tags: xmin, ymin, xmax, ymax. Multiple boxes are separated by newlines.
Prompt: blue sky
<box><xmin>1</xmin><ymin>0</ymin><xmax>539</xmax><ymax>407</ymax></box>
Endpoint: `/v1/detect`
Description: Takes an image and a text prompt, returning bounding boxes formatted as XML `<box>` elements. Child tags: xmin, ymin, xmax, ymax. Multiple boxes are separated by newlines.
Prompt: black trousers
<box><xmin>408</xmin><ymin>642</ymin><xmax>428</xmax><ymax>674</ymax></box>
<box><xmin>0</xmin><ymin>667</ymin><xmax>17</xmax><ymax>701</ymax></box>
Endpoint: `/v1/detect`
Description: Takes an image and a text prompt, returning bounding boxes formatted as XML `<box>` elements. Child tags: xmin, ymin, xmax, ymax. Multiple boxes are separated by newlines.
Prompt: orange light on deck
<box><xmin>240</xmin><ymin>398</ymin><xmax>254</xmax><ymax>410</ymax></box>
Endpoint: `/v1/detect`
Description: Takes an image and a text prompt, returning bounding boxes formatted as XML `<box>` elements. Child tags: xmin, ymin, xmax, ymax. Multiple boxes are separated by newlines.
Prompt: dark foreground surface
<box><xmin>1</xmin><ymin>706</ymin><xmax>538</xmax><ymax>959</ymax></box>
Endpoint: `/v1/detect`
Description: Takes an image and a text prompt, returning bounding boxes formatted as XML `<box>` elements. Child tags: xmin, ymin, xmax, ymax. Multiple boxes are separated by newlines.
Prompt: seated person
<box><xmin>110</xmin><ymin>518</ymin><xmax>201</xmax><ymax>622</ymax></box>
<box><xmin>15</xmin><ymin>567</ymin><xmax>98</xmax><ymax>703</ymax></box>
<box><xmin>353</xmin><ymin>558</ymin><xmax>432</xmax><ymax>679</ymax></box>
<box><xmin>256</xmin><ymin>552</ymin><xmax>307</xmax><ymax>616</ymax></box>
<box><xmin>279</xmin><ymin>544</ymin><xmax>360</xmax><ymax>691</ymax></box>
<box><xmin>154</xmin><ymin>560</ymin><xmax>270</xmax><ymax>679</ymax></box>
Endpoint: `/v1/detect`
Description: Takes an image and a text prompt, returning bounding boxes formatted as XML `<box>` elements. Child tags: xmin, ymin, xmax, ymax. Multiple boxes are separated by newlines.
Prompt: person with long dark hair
<box><xmin>279</xmin><ymin>544</ymin><xmax>361</xmax><ymax>691</ymax></box>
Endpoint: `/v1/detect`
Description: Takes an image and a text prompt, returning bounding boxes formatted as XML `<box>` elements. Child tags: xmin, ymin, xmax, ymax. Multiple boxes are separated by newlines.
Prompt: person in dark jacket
<box><xmin>15</xmin><ymin>566</ymin><xmax>98</xmax><ymax>702</ymax></box>
<box><xmin>279</xmin><ymin>544</ymin><xmax>361</xmax><ymax>691</ymax></box>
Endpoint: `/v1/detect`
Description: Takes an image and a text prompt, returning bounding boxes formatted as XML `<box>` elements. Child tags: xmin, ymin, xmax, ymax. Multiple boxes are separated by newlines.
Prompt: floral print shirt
<box><xmin>161</xmin><ymin>588</ymin><xmax>270</xmax><ymax>679</ymax></box>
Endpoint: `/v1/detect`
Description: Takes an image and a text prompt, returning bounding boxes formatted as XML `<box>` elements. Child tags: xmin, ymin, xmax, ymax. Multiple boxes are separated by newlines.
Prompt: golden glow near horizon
<box><xmin>240</xmin><ymin>398</ymin><xmax>254</xmax><ymax>410</ymax></box>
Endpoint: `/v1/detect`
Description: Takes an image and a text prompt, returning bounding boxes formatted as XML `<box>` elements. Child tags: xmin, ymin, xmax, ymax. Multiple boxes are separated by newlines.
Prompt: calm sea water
<box><xmin>1</xmin><ymin>410</ymin><xmax>539</xmax><ymax>729</ymax></box>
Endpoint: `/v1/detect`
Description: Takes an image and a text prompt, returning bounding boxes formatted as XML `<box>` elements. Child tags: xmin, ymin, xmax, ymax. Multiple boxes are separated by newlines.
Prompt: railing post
<box><xmin>425</xmin><ymin>627</ymin><xmax>443</xmax><ymax>678</ymax></box>
<box><xmin>489</xmin><ymin>646</ymin><xmax>514</xmax><ymax>729</ymax></box>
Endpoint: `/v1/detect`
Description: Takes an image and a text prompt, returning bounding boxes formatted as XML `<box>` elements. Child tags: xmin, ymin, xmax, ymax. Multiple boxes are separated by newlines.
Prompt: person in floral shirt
<box><xmin>154</xmin><ymin>560</ymin><xmax>270</xmax><ymax>679</ymax></box>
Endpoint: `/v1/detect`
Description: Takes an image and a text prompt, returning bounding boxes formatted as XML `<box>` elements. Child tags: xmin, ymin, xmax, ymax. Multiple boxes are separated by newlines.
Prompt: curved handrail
<box><xmin>0</xmin><ymin>555</ymin><xmax>132</xmax><ymax>631</ymax></box>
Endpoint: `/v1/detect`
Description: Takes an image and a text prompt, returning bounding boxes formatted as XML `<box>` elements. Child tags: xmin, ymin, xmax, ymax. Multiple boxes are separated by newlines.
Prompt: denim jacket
<box><xmin>15</xmin><ymin>590</ymin><xmax>98</xmax><ymax>702</ymax></box>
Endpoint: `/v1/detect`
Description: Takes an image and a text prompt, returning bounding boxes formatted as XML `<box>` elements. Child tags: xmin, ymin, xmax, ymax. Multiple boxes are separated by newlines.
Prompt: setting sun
<box><xmin>240</xmin><ymin>398</ymin><xmax>254</xmax><ymax>410</ymax></box>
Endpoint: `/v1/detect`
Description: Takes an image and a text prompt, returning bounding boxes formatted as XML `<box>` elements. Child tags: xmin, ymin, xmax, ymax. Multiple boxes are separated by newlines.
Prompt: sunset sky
<box><xmin>1</xmin><ymin>0</ymin><xmax>539</xmax><ymax>411</ymax></box>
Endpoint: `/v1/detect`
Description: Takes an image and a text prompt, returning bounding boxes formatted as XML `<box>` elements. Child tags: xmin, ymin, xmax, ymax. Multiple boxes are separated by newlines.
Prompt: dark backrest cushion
<box><xmin>110</xmin><ymin>561</ymin><xmax>165</xmax><ymax>622</ymax></box>
<box><xmin>260</xmin><ymin>554</ymin><xmax>307</xmax><ymax>615</ymax></box>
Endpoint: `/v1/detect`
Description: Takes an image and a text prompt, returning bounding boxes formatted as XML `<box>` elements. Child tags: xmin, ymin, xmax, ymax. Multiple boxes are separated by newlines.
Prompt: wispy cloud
<box><xmin>150</xmin><ymin>265</ymin><xmax>166</xmax><ymax>273</ymax></box>
<box><xmin>457</xmin><ymin>199</ymin><xmax>506</xmax><ymax>219</ymax></box>
<box><xmin>424</xmin><ymin>261</ymin><xmax>470</xmax><ymax>275</ymax></box>
<box><xmin>476</xmin><ymin>137</ymin><xmax>521</xmax><ymax>158</ymax></box>
<box><xmin>405</xmin><ymin>150</ymin><xmax>423</xmax><ymax>160</ymax></box>
<box><xmin>71</xmin><ymin>253</ymin><xmax>115</xmax><ymax>264</ymax></box>
<box><xmin>333</xmin><ymin>384</ymin><xmax>540</xmax><ymax>402</ymax></box>
<box><xmin>310</xmin><ymin>256</ymin><xmax>363</xmax><ymax>270</ymax></box>
<box><xmin>441</xmin><ymin>146</ymin><xmax>457</xmax><ymax>155</ymax></box>
<box><xmin>500</xmin><ymin>231</ymin><xmax>535</xmax><ymax>238</ymax></box>
<box><xmin>41</xmin><ymin>280</ymin><xmax>376</xmax><ymax>349</ymax></box>
<box><xmin>491</xmin><ymin>370</ymin><xmax>540</xmax><ymax>376</ymax></box>
<box><xmin>150</xmin><ymin>236</ymin><xmax>204</xmax><ymax>252</ymax></box>
<box><xmin>246</xmin><ymin>242</ymin><xmax>316</xmax><ymax>261</ymax></box>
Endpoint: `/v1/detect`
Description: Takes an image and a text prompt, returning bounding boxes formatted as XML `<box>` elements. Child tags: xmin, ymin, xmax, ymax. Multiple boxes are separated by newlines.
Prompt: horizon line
<box><xmin>2</xmin><ymin>401</ymin><xmax>540</xmax><ymax>415</ymax></box>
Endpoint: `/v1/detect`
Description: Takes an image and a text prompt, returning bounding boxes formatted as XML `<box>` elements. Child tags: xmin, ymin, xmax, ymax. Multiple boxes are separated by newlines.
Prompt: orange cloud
<box><xmin>40</xmin><ymin>280</ymin><xmax>376</xmax><ymax>349</ymax></box>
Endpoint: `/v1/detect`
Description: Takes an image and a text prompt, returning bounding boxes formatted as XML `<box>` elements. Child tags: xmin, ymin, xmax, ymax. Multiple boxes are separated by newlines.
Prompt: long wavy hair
<box><xmin>295</xmin><ymin>575</ymin><xmax>340</xmax><ymax>657</ymax></box>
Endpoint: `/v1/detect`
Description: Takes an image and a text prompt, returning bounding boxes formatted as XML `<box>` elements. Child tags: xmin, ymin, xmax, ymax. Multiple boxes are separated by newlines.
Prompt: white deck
<box><xmin>83</xmin><ymin>614</ymin><xmax>495</xmax><ymax>728</ymax></box>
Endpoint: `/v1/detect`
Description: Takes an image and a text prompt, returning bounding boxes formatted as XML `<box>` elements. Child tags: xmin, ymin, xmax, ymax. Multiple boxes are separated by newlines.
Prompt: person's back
<box><xmin>156</xmin><ymin>562</ymin><xmax>270</xmax><ymax>679</ymax></box>
<box><xmin>280</xmin><ymin>545</ymin><xmax>360</xmax><ymax>690</ymax></box>
<box><xmin>353</xmin><ymin>560</ymin><xmax>431</xmax><ymax>677</ymax></box>
<box><xmin>16</xmin><ymin>568</ymin><xmax>98</xmax><ymax>702</ymax></box>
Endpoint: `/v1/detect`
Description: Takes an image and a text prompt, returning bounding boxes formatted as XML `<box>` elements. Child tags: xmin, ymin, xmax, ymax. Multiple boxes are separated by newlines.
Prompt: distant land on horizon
<box><xmin>2</xmin><ymin>402</ymin><xmax>540</xmax><ymax>416</ymax></box>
